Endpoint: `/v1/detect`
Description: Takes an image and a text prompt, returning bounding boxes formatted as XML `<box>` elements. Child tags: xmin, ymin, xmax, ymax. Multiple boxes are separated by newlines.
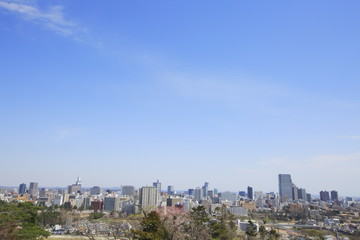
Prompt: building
<box><xmin>104</xmin><ymin>197</ymin><xmax>120</xmax><ymax>212</ymax></box>
<box><xmin>194</xmin><ymin>187</ymin><xmax>203</xmax><ymax>201</ymax></box>
<box><xmin>188</xmin><ymin>189</ymin><xmax>195</xmax><ymax>196</ymax></box>
<box><xmin>247</xmin><ymin>186</ymin><xmax>253</xmax><ymax>200</ymax></box>
<box><xmin>239</xmin><ymin>191</ymin><xmax>246</xmax><ymax>197</ymax></box>
<box><xmin>29</xmin><ymin>182</ymin><xmax>39</xmax><ymax>197</ymax></box>
<box><xmin>278</xmin><ymin>174</ymin><xmax>293</xmax><ymax>202</ymax></box>
<box><xmin>167</xmin><ymin>185</ymin><xmax>174</xmax><ymax>195</ymax></box>
<box><xmin>331</xmin><ymin>190</ymin><xmax>338</xmax><ymax>201</ymax></box>
<box><xmin>91</xmin><ymin>200</ymin><xmax>103</xmax><ymax>212</ymax></box>
<box><xmin>220</xmin><ymin>191</ymin><xmax>237</xmax><ymax>203</ymax></box>
<box><xmin>202</xmin><ymin>182</ymin><xmax>209</xmax><ymax>199</ymax></box>
<box><xmin>292</xmin><ymin>185</ymin><xmax>299</xmax><ymax>201</ymax></box>
<box><xmin>68</xmin><ymin>177</ymin><xmax>81</xmax><ymax>195</ymax></box>
<box><xmin>18</xmin><ymin>183</ymin><xmax>26</xmax><ymax>195</ymax></box>
<box><xmin>90</xmin><ymin>186</ymin><xmax>102</xmax><ymax>196</ymax></box>
<box><xmin>306</xmin><ymin>193</ymin><xmax>312</xmax><ymax>202</ymax></box>
<box><xmin>320</xmin><ymin>191</ymin><xmax>330</xmax><ymax>202</ymax></box>
<box><xmin>152</xmin><ymin>180</ymin><xmax>161</xmax><ymax>195</ymax></box>
<box><xmin>122</xmin><ymin>185</ymin><xmax>135</xmax><ymax>196</ymax></box>
<box><xmin>139</xmin><ymin>186</ymin><xmax>158</xmax><ymax>211</ymax></box>
<box><xmin>298</xmin><ymin>188</ymin><xmax>307</xmax><ymax>201</ymax></box>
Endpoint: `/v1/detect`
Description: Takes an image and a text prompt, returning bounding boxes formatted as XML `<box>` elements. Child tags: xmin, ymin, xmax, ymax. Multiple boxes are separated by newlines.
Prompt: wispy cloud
<box><xmin>0</xmin><ymin>0</ymin><xmax>93</xmax><ymax>44</ymax></box>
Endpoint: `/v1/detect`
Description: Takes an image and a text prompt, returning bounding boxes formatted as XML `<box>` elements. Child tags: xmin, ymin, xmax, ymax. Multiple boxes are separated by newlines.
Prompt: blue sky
<box><xmin>1</xmin><ymin>0</ymin><xmax>360</xmax><ymax>196</ymax></box>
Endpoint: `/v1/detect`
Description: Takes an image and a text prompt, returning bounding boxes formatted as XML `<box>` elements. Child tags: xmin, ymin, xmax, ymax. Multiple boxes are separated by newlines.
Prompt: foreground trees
<box><xmin>0</xmin><ymin>201</ymin><xmax>50</xmax><ymax>240</ymax></box>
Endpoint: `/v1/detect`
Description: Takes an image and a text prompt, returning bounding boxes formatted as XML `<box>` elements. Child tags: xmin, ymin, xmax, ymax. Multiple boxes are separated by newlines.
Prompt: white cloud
<box><xmin>0</xmin><ymin>0</ymin><xmax>90</xmax><ymax>43</ymax></box>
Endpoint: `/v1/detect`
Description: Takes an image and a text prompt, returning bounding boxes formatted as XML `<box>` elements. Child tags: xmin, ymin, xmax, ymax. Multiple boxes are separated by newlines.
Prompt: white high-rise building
<box><xmin>139</xmin><ymin>186</ymin><xmax>158</xmax><ymax>211</ymax></box>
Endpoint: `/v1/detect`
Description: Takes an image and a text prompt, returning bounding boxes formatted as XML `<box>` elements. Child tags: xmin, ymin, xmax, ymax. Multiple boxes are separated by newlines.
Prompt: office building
<box><xmin>167</xmin><ymin>185</ymin><xmax>174</xmax><ymax>195</ymax></box>
<box><xmin>153</xmin><ymin>180</ymin><xmax>161</xmax><ymax>195</ymax></box>
<box><xmin>139</xmin><ymin>186</ymin><xmax>158</xmax><ymax>210</ymax></box>
<box><xmin>331</xmin><ymin>190</ymin><xmax>338</xmax><ymax>201</ymax></box>
<box><xmin>104</xmin><ymin>197</ymin><xmax>120</xmax><ymax>212</ymax></box>
<box><xmin>320</xmin><ymin>191</ymin><xmax>330</xmax><ymax>201</ymax></box>
<box><xmin>90</xmin><ymin>186</ymin><xmax>102</xmax><ymax>195</ymax></box>
<box><xmin>29</xmin><ymin>182</ymin><xmax>39</xmax><ymax>197</ymax></box>
<box><xmin>278</xmin><ymin>174</ymin><xmax>293</xmax><ymax>202</ymax></box>
<box><xmin>18</xmin><ymin>183</ymin><xmax>26</xmax><ymax>195</ymax></box>
<box><xmin>188</xmin><ymin>189</ymin><xmax>195</xmax><ymax>196</ymax></box>
<box><xmin>202</xmin><ymin>182</ymin><xmax>209</xmax><ymax>199</ymax></box>
<box><xmin>194</xmin><ymin>187</ymin><xmax>203</xmax><ymax>201</ymax></box>
<box><xmin>298</xmin><ymin>188</ymin><xmax>307</xmax><ymax>201</ymax></box>
<box><xmin>247</xmin><ymin>186</ymin><xmax>253</xmax><ymax>200</ymax></box>
<box><xmin>122</xmin><ymin>185</ymin><xmax>135</xmax><ymax>196</ymax></box>
<box><xmin>292</xmin><ymin>185</ymin><xmax>299</xmax><ymax>201</ymax></box>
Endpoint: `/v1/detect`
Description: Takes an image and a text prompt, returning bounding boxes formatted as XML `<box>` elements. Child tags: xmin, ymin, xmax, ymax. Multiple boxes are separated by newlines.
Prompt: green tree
<box><xmin>245</xmin><ymin>220</ymin><xmax>257</xmax><ymax>240</ymax></box>
<box><xmin>0</xmin><ymin>201</ymin><xmax>50</xmax><ymax>240</ymax></box>
<box><xmin>132</xmin><ymin>211</ymin><xmax>169</xmax><ymax>240</ymax></box>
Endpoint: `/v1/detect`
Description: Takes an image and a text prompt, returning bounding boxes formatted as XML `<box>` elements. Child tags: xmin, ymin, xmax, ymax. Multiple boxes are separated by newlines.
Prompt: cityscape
<box><xmin>1</xmin><ymin>174</ymin><xmax>359</xmax><ymax>239</ymax></box>
<box><xmin>1</xmin><ymin>0</ymin><xmax>360</xmax><ymax>239</ymax></box>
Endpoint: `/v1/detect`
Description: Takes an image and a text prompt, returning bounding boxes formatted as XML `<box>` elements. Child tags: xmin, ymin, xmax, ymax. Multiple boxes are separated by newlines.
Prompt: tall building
<box><xmin>247</xmin><ymin>186</ymin><xmax>253</xmax><ymax>200</ymax></box>
<box><xmin>90</xmin><ymin>186</ymin><xmax>102</xmax><ymax>195</ymax></box>
<box><xmin>194</xmin><ymin>187</ymin><xmax>203</xmax><ymax>201</ymax></box>
<box><xmin>152</xmin><ymin>180</ymin><xmax>161</xmax><ymax>195</ymax></box>
<box><xmin>104</xmin><ymin>197</ymin><xmax>120</xmax><ymax>212</ymax></box>
<box><xmin>167</xmin><ymin>185</ymin><xmax>174</xmax><ymax>195</ymax></box>
<box><xmin>188</xmin><ymin>189</ymin><xmax>195</xmax><ymax>196</ymax></box>
<box><xmin>202</xmin><ymin>182</ymin><xmax>209</xmax><ymax>199</ymax></box>
<box><xmin>122</xmin><ymin>185</ymin><xmax>135</xmax><ymax>196</ymax></box>
<box><xmin>278</xmin><ymin>174</ymin><xmax>293</xmax><ymax>202</ymax></box>
<box><xmin>306</xmin><ymin>193</ymin><xmax>312</xmax><ymax>202</ymax></box>
<box><xmin>18</xmin><ymin>183</ymin><xmax>26</xmax><ymax>195</ymax></box>
<box><xmin>298</xmin><ymin>188</ymin><xmax>307</xmax><ymax>201</ymax></box>
<box><xmin>29</xmin><ymin>182</ymin><xmax>39</xmax><ymax>197</ymax></box>
<box><xmin>292</xmin><ymin>185</ymin><xmax>299</xmax><ymax>201</ymax></box>
<box><xmin>68</xmin><ymin>177</ymin><xmax>81</xmax><ymax>195</ymax></box>
<box><xmin>320</xmin><ymin>191</ymin><xmax>330</xmax><ymax>201</ymax></box>
<box><xmin>139</xmin><ymin>186</ymin><xmax>158</xmax><ymax>210</ymax></box>
<box><xmin>331</xmin><ymin>190</ymin><xmax>338</xmax><ymax>201</ymax></box>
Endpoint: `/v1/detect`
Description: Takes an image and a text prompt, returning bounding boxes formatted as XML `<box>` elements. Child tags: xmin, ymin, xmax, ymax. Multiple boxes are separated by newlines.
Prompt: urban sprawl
<box><xmin>1</xmin><ymin>174</ymin><xmax>359</xmax><ymax>240</ymax></box>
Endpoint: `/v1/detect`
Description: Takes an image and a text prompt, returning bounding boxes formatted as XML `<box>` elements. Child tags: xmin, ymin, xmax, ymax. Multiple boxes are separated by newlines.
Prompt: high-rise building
<box><xmin>29</xmin><ymin>182</ymin><xmax>39</xmax><ymax>197</ymax></box>
<box><xmin>278</xmin><ymin>174</ymin><xmax>293</xmax><ymax>202</ymax></box>
<box><xmin>202</xmin><ymin>182</ymin><xmax>209</xmax><ymax>199</ymax></box>
<box><xmin>330</xmin><ymin>190</ymin><xmax>338</xmax><ymax>201</ymax></box>
<box><xmin>18</xmin><ymin>183</ymin><xmax>26</xmax><ymax>195</ymax></box>
<box><xmin>247</xmin><ymin>186</ymin><xmax>253</xmax><ymax>200</ymax></box>
<box><xmin>298</xmin><ymin>188</ymin><xmax>307</xmax><ymax>201</ymax></box>
<box><xmin>68</xmin><ymin>177</ymin><xmax>81</xmax><ymax>195</ymax></box>
<box><xmin>104</xmin><ymin>197</ymin><xmax>120</xmax><ymax>212</ymax></box>
<box><xmin>152</xmin><ymin>180</ymin><xmax>161</xmax><ymax>195</ymax></box>
<box><xmin>167</xmin><ymin>185</ymin><xmax>174</xmax><ymax>195</ymax></box>
<box><xmin>292</xmin><ymin>185</ymin><xmax>299</xmax><ymax>201</ymax></box>
<box><xmin>139</xmin><ymin>186</ymin><xmax>158</xmax><ymax>210</ymax></box>
<box><xmin>122</xmin><ymin>185</ymin><xmax>135</xmax><ymax>196</ymax></box>
<box><xmin>194</xmin><ymin>187</ymin><xmax>203</xmax><ymax>201</ymax></box>
<box><xmin>188</xmin><ymin>189</ymin><xmax>195</xmax><ymax>196</ymax></box>
<box><xmin>306</xmin><ymin>193</ymin><xmax>312</xmax><ymax>202</ymax></box>
<box><xmin>320</xmin><ymin>191</ymin><xmax>330</xmax><ymax>201</ymax></box>
<box><xmin>90</xmin><ymin>186</ymin><xmax>102</xmax><ymax>196</ymax></box>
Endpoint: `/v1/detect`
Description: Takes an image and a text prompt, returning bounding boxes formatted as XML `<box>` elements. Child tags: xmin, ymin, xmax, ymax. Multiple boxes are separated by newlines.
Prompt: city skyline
<box><xmin>1</xmin><ymin>1</ymin><xmax>360</xmax><ymax>196</ymax></box>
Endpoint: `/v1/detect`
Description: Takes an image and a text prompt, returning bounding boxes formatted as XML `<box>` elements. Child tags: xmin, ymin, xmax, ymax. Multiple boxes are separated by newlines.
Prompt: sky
<box><xmin>0</xmin><ymin>0</ymin><xmax>360</xmax><ymax>196</ymax></box>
